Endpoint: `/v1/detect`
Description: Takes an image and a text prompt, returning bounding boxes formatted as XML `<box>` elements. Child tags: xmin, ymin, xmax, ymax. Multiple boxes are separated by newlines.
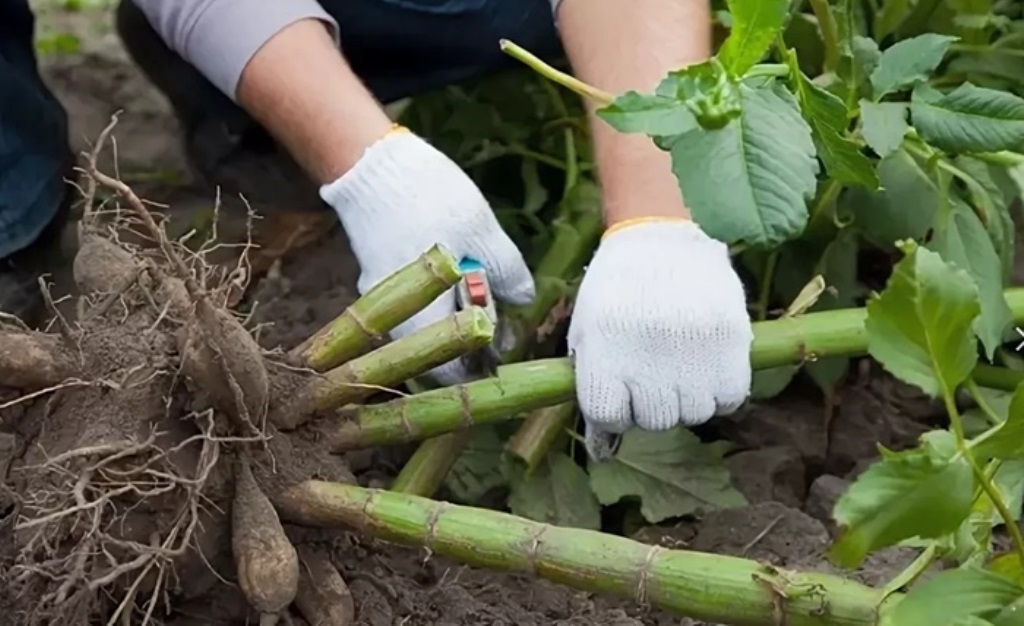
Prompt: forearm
<box><xmin>235</xmin><ymin>20</ymin><xmax>392</xmax><ymax>184</ymax></box>
<box><xmin>554</xmin><ymin>0</ymin><xmax>712</xmax><ymax>226</ymax></box>
<box><xmin>130</xmin><ymin>1</ymin><xmax>392</xmax><ymax>185</ymax></box>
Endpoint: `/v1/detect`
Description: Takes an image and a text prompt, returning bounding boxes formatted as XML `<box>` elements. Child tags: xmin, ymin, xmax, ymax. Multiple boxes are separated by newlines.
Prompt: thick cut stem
<box><xmin>276</xmin><ymin>308</ymin><xmax>495</xmax><ymax>429</ymax></box>
<box><xmin>389</xmin><ymin>431</ymin><xmax>474</xmax><ymax>495</ymax></box>
<box><xmin>325</xmin><ymin>359</ymin><xmax>575</xmax><ymax>452</ymax></box>
<box><xmin>334</xmin><ymin>291</ymin><xmax>1024</xmax><ymax>452</ymax></box>
<box><xmin>506</xmin><ymin>402</ymin><xmax>577</xmax><ymax>469</ymax></box>
<box><xmin>0</xmin><ymin>330</ymin><xmax>69</xmax><ymax>389</ymax></box>
<box><xmin>292</xmin><ymin>245</ymin><xmax>462</xmax><ymax>371</ymax></box>
<box><xmin>275</xmin><ymin>481</ymin><xmax>895</xmax><ymax>626</ymax></box>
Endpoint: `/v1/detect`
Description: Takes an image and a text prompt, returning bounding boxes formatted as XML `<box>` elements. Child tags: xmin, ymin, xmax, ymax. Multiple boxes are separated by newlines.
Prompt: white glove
<box><xmin>320</xmin><ymin>128</ymin><xmax>535</xmax><ymax>384</ymax></box>
<box><xmin>567</xmin><ymin>219</ymin><xmax>753</xmax><ymax>460</ymax></box>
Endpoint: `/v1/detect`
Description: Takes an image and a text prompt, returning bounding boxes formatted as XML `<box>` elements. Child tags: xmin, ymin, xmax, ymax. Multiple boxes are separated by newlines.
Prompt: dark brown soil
<box><xmin>0</xmin><ymin>4</ymin><xmax>978</xmax><ymax>625</ymax></box>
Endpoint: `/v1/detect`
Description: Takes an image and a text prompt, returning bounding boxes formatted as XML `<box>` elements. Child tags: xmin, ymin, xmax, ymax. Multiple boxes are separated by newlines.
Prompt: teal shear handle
<box><xmin>454</xmin><ymin>256</ymin><xmax>502</xmax><ymax>378</ymax></box>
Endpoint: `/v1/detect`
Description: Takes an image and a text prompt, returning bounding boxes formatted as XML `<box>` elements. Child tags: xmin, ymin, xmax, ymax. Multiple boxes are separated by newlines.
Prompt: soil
<box><xmin>0</xmin><ymin>3</ymin><xmax>1008</xmax><ymax>626</ymax></box>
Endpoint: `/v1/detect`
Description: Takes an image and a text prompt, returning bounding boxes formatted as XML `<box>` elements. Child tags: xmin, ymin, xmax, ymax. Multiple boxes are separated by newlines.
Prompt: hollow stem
<box><xmin>275</xmin><ymin>481</ymin><xmax>895</xmax><ymax>626</ymax></box>
<box><xmin>291</xmin><ymin>245</ymin><xmax>462</xmax><ymax>371</ymax></box>
<box><xmin>310</xmin><ymin>307</ymin><xmax>494</xmax><ymax>411</ymax></box>
<box><xmin>324</xmin><ymin>359</ymin><xmax>575</xmax><ymax>453</ymax></box>
<box><xmin>505</xmin><ymin>402</ymin><xmax>577</xmax><ymax>470</ymax></box>
<box><xmin>345</xmin><ymin>290</ymin><xmax>1024</xmax><ymax>451</ymax></box>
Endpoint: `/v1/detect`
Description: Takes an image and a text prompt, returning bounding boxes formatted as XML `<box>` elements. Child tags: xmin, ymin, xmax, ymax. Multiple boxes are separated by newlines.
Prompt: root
<box><xmin>294</xmin><ymin>544</ymin><xmax>354</xmax><ymax>626</ymax></box>
<box><xmin>11</xmin><ymin>411</ymin><xmax>220</xmax><ymax>625</ymax></box>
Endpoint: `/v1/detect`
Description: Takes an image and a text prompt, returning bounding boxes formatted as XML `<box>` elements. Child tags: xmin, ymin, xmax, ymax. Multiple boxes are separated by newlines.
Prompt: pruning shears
<box><xmin>454</xmin><ymin>257</ymin><xmax>503</xmax><ymax>378</ymax></box>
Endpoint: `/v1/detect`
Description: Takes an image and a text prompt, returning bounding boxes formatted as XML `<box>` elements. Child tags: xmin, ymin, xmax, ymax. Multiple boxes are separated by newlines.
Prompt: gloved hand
<box><xmin>567</xmin><ymin>218</ymin><xmax>753</xmax><ymax>460</ymax></box>
<box><xmin>320</xmin><ymin>127</ymin><xmax>535</xmax><ymax>384</ymax></box>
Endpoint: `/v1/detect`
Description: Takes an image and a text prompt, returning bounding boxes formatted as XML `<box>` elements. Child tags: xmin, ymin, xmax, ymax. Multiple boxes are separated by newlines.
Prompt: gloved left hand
<box><xmin>320</xmin><ymin>127</ymin><xmax>535</xmax><ymax>384</ymax></box>
<box><xmin>567</xmin><ymin>218</ymin><xmax>754</xmax><ymax>460</ymax></box>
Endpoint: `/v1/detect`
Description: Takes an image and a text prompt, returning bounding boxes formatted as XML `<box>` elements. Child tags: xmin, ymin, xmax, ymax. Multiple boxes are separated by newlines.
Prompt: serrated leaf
<box><xmin>860</xmin><ymin>101</ymin><xmax>910</xmax><ymax>157</ymax></box>
<box><xmin>508</xmin><ymin>452</ymin><xmax>601</xmax><ymax>530</ymax></box>
<box><xmin>842</xmin><ymin>148</ymin><xmax>938</xmax><ymax>249</ymax></box>
<box><xmin>974</xmin><ymin>385</ymin><xmax>1024</xmax><ymax>461</ymax></box>
<box><xmin>870</xmin><ymin>33</ymin><xmax>959</xmax><ymax>99</ymax></box>
<box><xmin>865</xmin><ymin>241</ymin><xmax>980</xmax><ymax>398</ymax></box>
<box><xmin>670</xmin><ymin>83</ymin><xmax>818</xmax><ymax>247</ymax></box>
<box><xmin>929</xmin><ymin>196</ymin><xmax>1012</xmax><ymax>360</ymax></box>
<box><xmin>911</xmin><ymin>82</ymin><xmax>1024</xmax><ymax>153</ymax></box>
<box><xmin>783</xmin><ymin>49</ymin><xmax>878</xmax><ymax>189</ymax></box>
<box><xmin>880</xmin><ymin>567</ymin><xmax>1024</xmax><ymax>626</ymax></box>
<box><xmin>717</xmin><ymin>0</ymin><xmax>790</xmax><ymax>77</ymax></box>
<box><xmin>597</xmin><ymin>92</ymin><xmax>697</xmax><ymax>136</ymax></box>
<box><xmin>588</xmin><ymin>428</ymin><xmax>745</xmax><ymax>524</ymax></box>
<box><xmin>957</xmin><ymin>156</ymin><xmax>1020</xmax><ymax>281</ymax></box>
<box><xmin>831</xmin><ymin>430</ymin><xmax>974</xmax><ymax>568</ymax></box>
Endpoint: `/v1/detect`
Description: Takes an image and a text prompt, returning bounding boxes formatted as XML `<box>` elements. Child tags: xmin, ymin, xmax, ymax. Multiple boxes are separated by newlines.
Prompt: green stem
<box><xmin>743</xmin><ymin>63</ymin><xmax>791</xmax><ymax>79</ymax></box>
<box><xmin>275</xmin><ymin>482</ymin><xmax>895</xmax><ymax>626</ymax></box>
<box><xmin>972</xmin><ymin>364</ymin><xmax>1024</xmax><ymax>392</ymax></box>
<box><xmin>333</xmin><ymin>292</ymin><xmax>1024</xmax><ymax>448</ymax></box>
<box><xmin>388</xmin><ymin>431</ymin><xmax>474</xmax><ymax>495</ymax></box>
<box><xmin>945</xmin><ymin>392</ymin><xmax>1024</xmax><ymax>567</ymax></box>
<box><xmin>324</xmin><ymin>359</ymin><xmax>576</xmax><ymax>452</ymax></box>
<box><xmin>966</xmin><ymin>379</ymin><xmax>1006</xmax><ymax>426</ymax></box>
<box><xmin>756</xmin><ymin>251</ymin><xmax>779</xmax><ymax>321</ymax></box>
<box><xmin>882</xmin><ymin>543</ymin><xmax>938</xmax><ymax>598</ymax></box>
<box><xmin>506</xmin><ymin>402</ymin><xmax>577</xmax><ymax>469</ymax></box>
<box><xmin>499</xmin><ymin>39</ymin><xmax>614</xmax><ymax>105</ymax></box>
<box><xmin>291</xmin><ymin>245</ymin><xmax>462</xmax><ymax>371</ymax></box>
<box><xmin>275</xmin><ymin>309</ymin><xmax>494</xmax><ymax>429</ymax></box>
<box><xmin>808</xmin><ymin>0</ymin><xmax>841</xmax><ymax>72</ymax></box>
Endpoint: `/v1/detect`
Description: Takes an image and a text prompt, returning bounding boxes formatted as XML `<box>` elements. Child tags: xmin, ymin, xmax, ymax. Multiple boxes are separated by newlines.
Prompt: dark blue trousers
<box><xmin>0</xmin><ymin>0</ymin><xmax>561</xmax><ymax>258</ymax></box>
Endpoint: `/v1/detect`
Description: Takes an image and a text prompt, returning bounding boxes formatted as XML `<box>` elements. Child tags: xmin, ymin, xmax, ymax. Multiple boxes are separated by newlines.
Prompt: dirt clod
<box><xmin>726</xmin><ymin>445</ymin><xmax>806</xmax><ymax>507</ymax></box>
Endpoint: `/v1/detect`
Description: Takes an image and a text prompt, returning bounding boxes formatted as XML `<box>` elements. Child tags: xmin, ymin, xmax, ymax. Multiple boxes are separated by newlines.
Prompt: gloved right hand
<box><xmin>319</xmin><ymin>126</ymin><xmax>535</xmax><ymax>385</ymax></box>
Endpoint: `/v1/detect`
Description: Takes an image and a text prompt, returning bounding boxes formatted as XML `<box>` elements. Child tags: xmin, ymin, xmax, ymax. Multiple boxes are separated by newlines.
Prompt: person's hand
<box><xmin>319</xmin><ymin>127</ymin><xmax>535</xmax><ymax>384</ymax></box>
<box><xmin>567</xmin><ymin>218</ymin><xmax>753</xmax><ymax>460</ymax></box>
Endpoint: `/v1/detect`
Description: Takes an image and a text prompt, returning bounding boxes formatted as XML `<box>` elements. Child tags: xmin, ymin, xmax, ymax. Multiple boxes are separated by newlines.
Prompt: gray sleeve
<box><xmin>130</xmin><ymin>0</ymin><xmax>339</xmax><ymax>100</ymax></box>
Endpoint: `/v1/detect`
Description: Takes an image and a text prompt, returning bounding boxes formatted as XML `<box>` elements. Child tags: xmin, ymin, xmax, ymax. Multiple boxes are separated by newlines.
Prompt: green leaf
<box><xmin>865</xmin><ymin>241</ymin><xmax>980</xmax><ymax>398</ymax></box>
<box><xmin>783</xmin><ymin>50</ymin><xmax>878</xmax><ymax>189</ymax></box>
<box><xmin>956</xmin><ymin>155</ymin><xmax>1019</xmax><ymax>281</ymax></box>
<box><xmin>929</xmin><ymin>196</ymin><xmax>1012</xmax><ymax>360</ymax></box>
<box><xmin>860</xmin><ymin>101</ymin><xmax>910</xmax><ymax>157</ymax></box>
<box><xmin>655</xmin><ymin>60</ymin><xmax>743</xmax><ymax>130</ymax></box>
<box><xmin>881</xmin><ymin>567</ymin><xmax>1024</xmax><ymax>626</ymax></box>
<box><xmin>717</xmin><ymin>0</ymin><xmax>790</xmax><ymax>77</ymax></box>
<box><xmin>841</xmin><ymin>148</ymin><xmax>938</xmax><ymax>249</ymax></box>
<box><xmin>974</xmin><ymin>385</ymin><xmax>1024</xmax><ymax>461</ymax></box>
<box><xmin>508</xmin><ymin>452</ymin><xmax>601</xmax><ymax>530</ymax></box>
<box><xmin>911</xmin><ymin>82</ymin><xmax>1024</xmax><ymax>153</ymax></box>
<box><xmin>670</xmin><ymin>83</ymin><xmax>818</xmax><ymax>247</ymax></box>
<box><xmin>750</xmin><ymin>365</ymin><xmax>801</xmax><ymax>400</ymax></box>
<box><xmin>597</xmin><ymin>92</ymin><xmax>697</xmax><ymax>136</ymax></box>
<box><xmin>831</xmin><ymin>430</ymin><xmax>974</xmax><ymax>568</ymax></box>
<box><xmin>588</xmin><ymin>428</ymin><xmax>745</xmax><ymax>523</ymax></box>
<box><xmin>444</xmin><ymin>426</ymin><xmax>509</xmax><ymax>503</ymax></box>
<box><xmin>870</xmin><ymin>33</ymin><xmax>959</xmax><ymax>99</ymax></box>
